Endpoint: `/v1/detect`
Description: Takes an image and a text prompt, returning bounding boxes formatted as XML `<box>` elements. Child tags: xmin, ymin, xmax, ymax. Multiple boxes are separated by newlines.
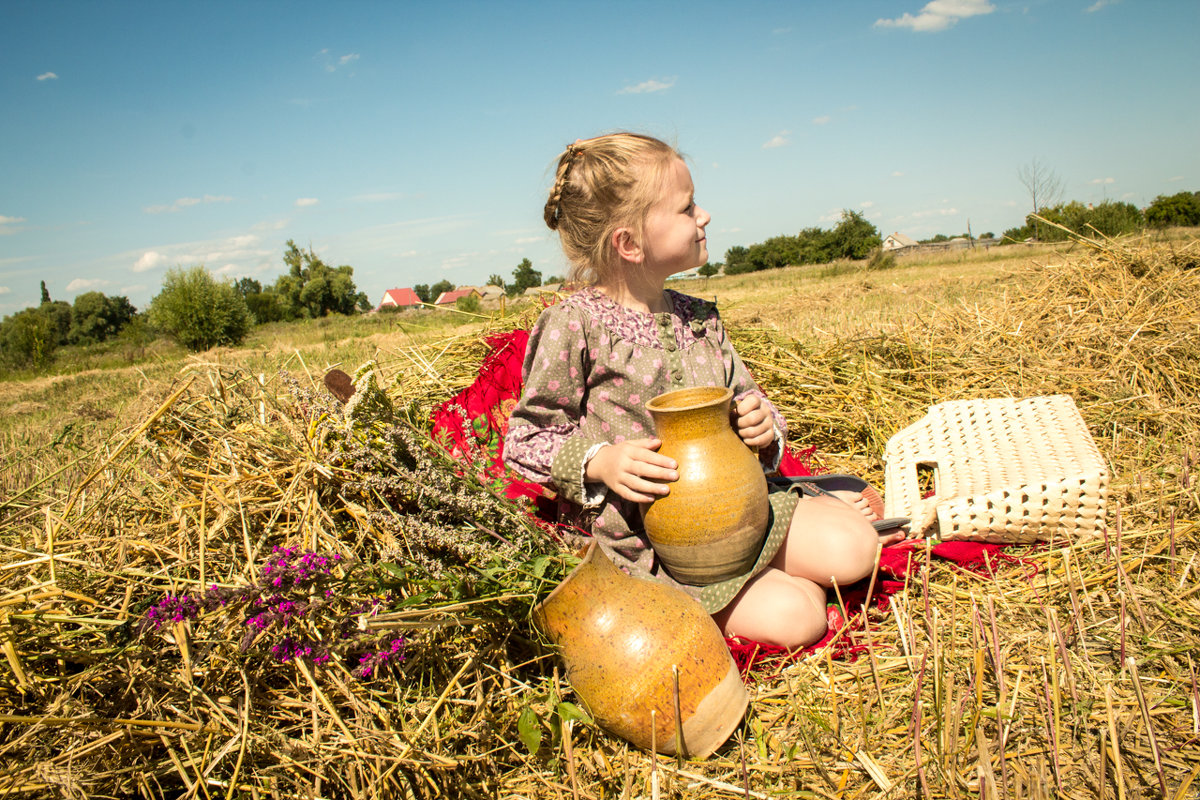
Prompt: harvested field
<box><xmin>1</xmin><ymin>233</ymin><xmax>1199</xmax><ymax>798</ymax></box>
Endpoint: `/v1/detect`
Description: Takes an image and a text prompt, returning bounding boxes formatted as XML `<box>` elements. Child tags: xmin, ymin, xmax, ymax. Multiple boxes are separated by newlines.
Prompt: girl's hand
<box><xmin>585</xmin><ymin>438</ymin><xmax>678</xmax><ymax>504</ymax></box>
<box><xmin>733</xmin><ymin>395</ymin><xmax>775</xmax><ymax>449</ymax></box>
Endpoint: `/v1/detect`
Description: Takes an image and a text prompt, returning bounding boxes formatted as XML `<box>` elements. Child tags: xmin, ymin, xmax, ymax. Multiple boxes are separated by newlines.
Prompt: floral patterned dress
<box><xmin>504</xmin><ymin>287</ymin><xmax>796</xmax><ymax>611</ymax></box>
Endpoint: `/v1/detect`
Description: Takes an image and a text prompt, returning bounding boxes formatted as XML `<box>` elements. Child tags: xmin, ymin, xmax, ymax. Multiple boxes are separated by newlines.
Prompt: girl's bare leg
<box><xmin>772</xmin><ymin>494</ymin><xmax>881</xmax><ymax>586</ymax></box>
<box><xmin>712</xmin><ymin>567</ymin><xmax>829</xmax><ymax>650</ymax></box>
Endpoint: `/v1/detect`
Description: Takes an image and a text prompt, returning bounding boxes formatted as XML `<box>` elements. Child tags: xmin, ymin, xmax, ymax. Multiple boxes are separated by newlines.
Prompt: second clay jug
<box><xmin>641</xmin><ymin>386</ymin><xmax>769</xmax><ymax>585</ymax></box>
<box><xmin>533</xmin><ymin>542</ymin><xmax>748</xmax><ymax>758</ymax></box>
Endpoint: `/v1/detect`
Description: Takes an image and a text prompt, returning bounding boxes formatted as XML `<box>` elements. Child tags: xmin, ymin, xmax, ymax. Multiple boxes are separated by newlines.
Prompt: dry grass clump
<box><xmin>2</xmin><ymin>236</ymin><xmax>1199</xmax><ymax>798</ymax></box>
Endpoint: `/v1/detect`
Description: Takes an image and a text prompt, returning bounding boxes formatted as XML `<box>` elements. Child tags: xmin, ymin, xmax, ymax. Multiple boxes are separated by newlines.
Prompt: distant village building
<box><xmin>478</xmin><ymin>285</ymin><xmax>505</xmax><ymax>301</ymax></box>
<box><xmin>377</xmin><ymin>287</ymin><xmax>422</xmax><ymax>310</ymax></box>
<box><xmin>434</xmin><ymin>287</ymin><xmax>482</xmax><ymax>306</ymax></box>
<box><xmin>523</xmin><ymin>282</ymin><xmax>563</xmax><ymax>297</ymax></box>
<box><xmin>882</xmin><ymin>232</ymin><xmax>919</xmax><ymax>252</ymax></box>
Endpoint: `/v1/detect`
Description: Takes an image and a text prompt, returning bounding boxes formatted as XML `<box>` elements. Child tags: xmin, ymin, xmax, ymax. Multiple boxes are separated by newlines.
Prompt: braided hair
<box><xmin>543</xmin><ymin>133</ymin><xmax>680</xmax><ymax>287</ymax></box>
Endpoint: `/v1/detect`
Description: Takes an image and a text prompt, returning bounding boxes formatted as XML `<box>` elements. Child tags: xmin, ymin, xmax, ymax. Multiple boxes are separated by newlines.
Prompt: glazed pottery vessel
<box><xmin>533</xmin><ymin>542</ymin><xmax>748</xmax><ymax>758</ymax></box>
<box><xmin>641</xmin><ymin>386</ymin><xmax>769</xmax><ymax>584</ymax></box>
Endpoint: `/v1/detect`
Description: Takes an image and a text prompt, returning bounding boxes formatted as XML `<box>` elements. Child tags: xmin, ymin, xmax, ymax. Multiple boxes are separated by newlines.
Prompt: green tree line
<box><xmin>722</xmin><ymin>210</ymin><xmax>883</xmax><ymax>275</ymax></box>
<box><xmin>0</xmin><ymin>240</ymin><xmax>369</xmax><ymax>369</ymax></box>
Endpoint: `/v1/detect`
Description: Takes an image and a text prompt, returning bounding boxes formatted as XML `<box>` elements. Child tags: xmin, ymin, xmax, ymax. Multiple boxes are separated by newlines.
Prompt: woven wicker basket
<box><xmin>883</xmin><ymin>395</ymin><xmax>1109</xmax><ymax>543</ymax></box>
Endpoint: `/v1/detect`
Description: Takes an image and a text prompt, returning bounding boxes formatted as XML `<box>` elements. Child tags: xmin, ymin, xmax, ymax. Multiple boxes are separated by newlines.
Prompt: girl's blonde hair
<box><xmin>544</xmin><ymin>133</ymin><xmax>681</xmax><ymax>286</ymax></box>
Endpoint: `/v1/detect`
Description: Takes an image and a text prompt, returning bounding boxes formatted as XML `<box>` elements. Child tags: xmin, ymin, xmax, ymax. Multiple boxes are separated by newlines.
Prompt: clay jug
<box><xmin>533</xmin><ymin>542</ymin><xmax>748</xmax><ymax>758</ymax></box>
<box><xmin>641</xmin><ymin>386</ymin><xmax>769</xmax><ymax>585</ymax></box>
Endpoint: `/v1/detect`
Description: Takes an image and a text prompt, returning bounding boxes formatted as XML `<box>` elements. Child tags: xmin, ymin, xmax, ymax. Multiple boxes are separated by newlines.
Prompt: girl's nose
<box><xmin>697</xmin><ymin>206</ymin><xmax>711</xmax><ymax>227</ymax></box>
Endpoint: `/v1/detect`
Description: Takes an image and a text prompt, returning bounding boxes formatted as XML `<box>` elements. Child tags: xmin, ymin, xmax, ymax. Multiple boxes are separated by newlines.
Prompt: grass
<box><xmin>2</xmin><ymin>232</ymin><xmax>1199</xmax><ymax>797</ymax></box>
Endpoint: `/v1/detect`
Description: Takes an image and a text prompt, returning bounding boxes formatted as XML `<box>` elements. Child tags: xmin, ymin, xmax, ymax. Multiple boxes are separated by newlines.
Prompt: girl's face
<box><xmin>641</xmin><ymin>159</ymin><xmax>710</xmax><ymax>278</ymax></box>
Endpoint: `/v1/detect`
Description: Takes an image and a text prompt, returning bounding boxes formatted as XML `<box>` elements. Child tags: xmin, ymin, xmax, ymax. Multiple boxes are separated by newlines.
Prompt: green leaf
<box><xmin>517</xmin><ymin>707</ymin><xmax>542</xmax><ymax>755</ymax></box>
<box><xmin>555</xmin><ymin>701</ymin><xmax>592</xmax><ymax>725</ymax></box>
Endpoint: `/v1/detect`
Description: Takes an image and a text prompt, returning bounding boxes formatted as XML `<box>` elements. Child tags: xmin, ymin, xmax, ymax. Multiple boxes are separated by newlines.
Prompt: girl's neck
<box><xmin>596</xmin><ymin>272</ymin><xmax>670</xmax><ymax>314</ymax></box>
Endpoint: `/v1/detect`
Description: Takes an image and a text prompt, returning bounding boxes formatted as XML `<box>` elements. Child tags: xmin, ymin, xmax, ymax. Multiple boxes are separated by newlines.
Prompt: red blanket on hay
<box><xmin>431</xmin><ymin>330</ymin><xmax>1012</xmax><ymax>673</ymax></box>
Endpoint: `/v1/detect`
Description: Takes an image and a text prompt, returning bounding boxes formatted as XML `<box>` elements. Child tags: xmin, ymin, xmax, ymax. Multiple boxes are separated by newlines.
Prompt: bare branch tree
<box><xmin>1017</xmin><ymin>159</ymin><xmax>1065</xmax><ymax>241</ymax></box>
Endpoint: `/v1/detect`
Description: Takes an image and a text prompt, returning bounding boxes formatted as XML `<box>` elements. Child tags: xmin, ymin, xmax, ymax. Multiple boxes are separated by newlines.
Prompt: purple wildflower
<box><xmin>354</xmin><ymin>636</ymin><xmax>406</xmax><ymax>679</ymax></box>
<box><xmin>141</xmin><ymin>594</ymin><xmax>199</xmax><ymax>632</ymax></box>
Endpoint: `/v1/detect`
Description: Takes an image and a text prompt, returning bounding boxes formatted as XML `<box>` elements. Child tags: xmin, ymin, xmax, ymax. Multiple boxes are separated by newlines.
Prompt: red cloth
<box><xmin>430</xmin><ymin>329</ymin><xmax>547</xmax><ymax>504</ymax></box>
<box><xmin>429</xmin><ymin>328</ymin><xmax>1015</xmax><ymax>676</ymax></box>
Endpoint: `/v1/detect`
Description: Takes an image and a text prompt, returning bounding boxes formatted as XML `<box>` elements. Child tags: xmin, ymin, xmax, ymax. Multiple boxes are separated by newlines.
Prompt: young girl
<box><xmin>504</xmin><ymin>133</ymin><xmax>893</xmax><ymax>649</ymax></box>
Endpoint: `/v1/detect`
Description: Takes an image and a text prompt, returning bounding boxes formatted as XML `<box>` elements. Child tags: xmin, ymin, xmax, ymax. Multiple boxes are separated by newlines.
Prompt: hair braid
<box><xmin>542</xmin><ymin>133</ymin><xmax>679</xmax><ymax>285</ymax></box>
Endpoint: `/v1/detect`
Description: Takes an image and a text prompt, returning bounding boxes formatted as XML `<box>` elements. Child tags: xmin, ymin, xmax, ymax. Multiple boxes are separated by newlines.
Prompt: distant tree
<box><xmin>234</xmin><ymin>277</ymin><xmax>262</xmax><ymax>297</ymax></box>
<box><xmin>979</xmin><ymin>232</ymin><xmax>995</xmax><ymax>240</ymax></box>
<box><xmin>40</xmin><ymin>281</ymin><xmax>51</xmax><ymax>305</ymax></box>
<box><xmin>69</xmin><ymin>291</ymin><xmax>136</xmax><ymax>344</ymax></box>
<box><xmin>829</xmin><ymin>210</ymin><xmax>882</xmax><ymax>260</ymax></box>
<box><xmin>148</xmin><ymin>266</ymin><xmax>252</xmax><ymax>351</ymax></box>
<box><xmin>38</xmin><ymin>300</ymin><xmax>73</xmax><ymax>346</ymax></box>
<box><xmin>0</xmin><ymin>307</ymin><xmax>58</xmax><ymax>368</ymax></box>
<box><xmin>1145</xmin><ymin>191</ymin><xmax>1200</xmax><ymax>228</ymax></box>
<box><xmin>1017</xmin><ymin>159</ymin><xmax>1064</xmax><ymax>241</ymax></box>
<box><xmin>272</xmin><ymin>240</ymin><xmax>366</xmax><ymax>318</ymax></box>
<box><xmin>456</xmin><ymin>294</ymin><xmax>481</xmax><ymax>313</ymax></box>
<box><xmin>698</xmin><ymin>262</ymin><xmax>720</xmax><ymax>277</ymax></box>
<box><xmin>486</xmin><ymin>274</ymin><xmax>506</xmax><ymax>291</ymax></box>
<box><xmin>430</xmin><ymin>279</ymin><xmax>455</xmax><ymax>301</ymax></box>
<box><xmin>413</xmin><ymin>284</ymin><xmax>431</xmax><ymax>303</ymax></box>
<box><xmin>509</xmin><ymin>258</ymin><xmax>541</xmax><ymax>296</ymax></box>
<box><xmin>724</xmin><ymin>246</ymin><xmax>750</xmax><ymax>273</ymax></box>
<box><xmin>544</xmin><ymin>275</ymin><xmax>564</xmax><ymax>285</ymax></box>
<box><xmin>792</xmin><ymin>227</ymin><xmax>832</xmax><ymax>265</ymax></box>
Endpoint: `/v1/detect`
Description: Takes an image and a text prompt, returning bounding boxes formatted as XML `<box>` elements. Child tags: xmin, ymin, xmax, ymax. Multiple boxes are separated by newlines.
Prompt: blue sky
<box><xmin>2</xmin><ymin>0</ymin><xmax>1197</xmax><ymax>315</ymax></box>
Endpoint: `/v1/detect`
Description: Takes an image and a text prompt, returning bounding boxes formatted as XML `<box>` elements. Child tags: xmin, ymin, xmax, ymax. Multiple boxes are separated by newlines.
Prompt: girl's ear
<box><xmin>612</xmin><ymin>227</ymin><xmax>643</xmax><ymax>263</ymax></box>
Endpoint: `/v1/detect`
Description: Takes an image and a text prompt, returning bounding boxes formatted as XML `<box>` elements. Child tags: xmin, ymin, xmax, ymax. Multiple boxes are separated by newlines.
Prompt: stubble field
<box><xmin>2</xmin><ymin>229</ymin><xmax>1199</xmax><ymax>798</ymax></box>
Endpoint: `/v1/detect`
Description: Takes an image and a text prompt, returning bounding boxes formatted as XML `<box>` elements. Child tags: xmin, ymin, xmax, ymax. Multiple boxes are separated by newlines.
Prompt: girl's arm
<box><xmin>503</xmin><ymin>305</ymin><xmax>612</xmax><ymax>506</ymax></box>
<box><xmin>711</xmin><ymin>310</ymin><xmax>787</xmax><ymax>469</ymax></box>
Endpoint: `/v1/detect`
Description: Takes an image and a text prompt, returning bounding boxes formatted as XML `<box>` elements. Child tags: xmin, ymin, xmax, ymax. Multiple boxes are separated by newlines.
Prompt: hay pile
<box><xmin>2</xmin><ymin>236</ymin><xmax>1199</xmax><ymax>798</ymax></box>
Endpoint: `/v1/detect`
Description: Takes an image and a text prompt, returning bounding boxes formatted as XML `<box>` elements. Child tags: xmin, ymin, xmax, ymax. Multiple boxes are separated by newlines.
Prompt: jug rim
<box><xmin>645</xmin><ymin>386</ymin><xmax>733</xmax><ymax>413</ymax></box>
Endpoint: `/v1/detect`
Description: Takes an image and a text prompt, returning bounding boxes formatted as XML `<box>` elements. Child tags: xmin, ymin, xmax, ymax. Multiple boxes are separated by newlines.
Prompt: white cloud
<box><xmin>875</xmin><ymin>0</ymin><xmax>995</xmax><ymax>32</ymax></box>
<box><xmin>1168</xmin><ymin>175</ymin><xmax>1184</xmax><ymax>182</ymax></box>
<box><xmin>861</xmin><ymin>201</ymin><xmax>875</xmax><ymax>209</ymax></box>
<box><xmin>911</xmin><ymin>207</ymin><xmax>961</xmax><ymax>218</ymax></box>
<box><xmin>66</xmin><ymin>278</ymin><xmax>110</xmax><ymax>292</ymax></box>
<box><xmin>133</xmin><ymin>251</ymin><xmax>168</xmax><ymax>273</ymax></box>
<box><xmin>617</xmin><ymin>77</ymin><xmax>677</xmax><ymax>95</ymax></box>
<box><xmin>351</xmin><ymin>192</ymin><xmax>404</xmax><ymax>203</ymax></box>
<box><xmin>891</xmin><ymin>171</ymin><xmax>905</xmax><ymax>178</ymax></box>
<box><xmin>762</xmin><ymin>131</ymin><xmax>791</xmax><ymax>149</ymax></box>
<box><xmin>1089</xmin><ymin>177</ymin><xmax>1115</xmax><ymax>185</ymax></box>
<box><xmin>144</xmin><ymin>194</ymin><xmax>233</xmax><ymax>214</ymax></box>
<box><xmin>251</xmin><ymin>217</ymin><xmax>290</xmax><ymax>231</ymax></box>
<box><xmin>0</xmin><ymin>214</ymin><xmax>26</xmax><ymax>234</ymax></box>
<box><xmin>772</xmin><ymin>27</ymin><xmax>792</xmax><ymax>35</ymax></box>
<box><xmin>1087</xmin><ymin>0</ymin><xmax>1119</xmax><ymax>12</ymax></box>
<box><xmin>0</xmin><ymin>287</ymin><xmax>10</xmax><ymax>295</ymax></box>
<box><xmin>322</xmin><ymin>51</ymin><xmax>360</xmax><ymax>72</ymax></box>
<box><xmin>515</xmin><ymin>236</ymin><xmax>541</xmax><ymax>244</ymax></box>
<box><xmin>295</xmin><ymin>197</ymin><xmax>319</xmax><ymax>207</ymax></box>
<box><xmin>36</xmin><ymin>72</ymin><xmax>58</xmax><ymax>81</ymax></box>
<box><xmin>128</xmin><ymin>233</ymin><xmax>275</xmax><ymax>276</ymax></box>
<box><xmin>813</xmin><ymin>115</ymin><xmax>831</xmax><ymax>125</ymax></box>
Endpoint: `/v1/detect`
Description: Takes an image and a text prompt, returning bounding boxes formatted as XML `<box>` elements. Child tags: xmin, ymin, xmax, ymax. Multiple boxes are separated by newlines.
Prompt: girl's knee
<box><xmin>715</xmin><ymin>574</ymin><xmax>828</xmax><ymax>650</ymax></box>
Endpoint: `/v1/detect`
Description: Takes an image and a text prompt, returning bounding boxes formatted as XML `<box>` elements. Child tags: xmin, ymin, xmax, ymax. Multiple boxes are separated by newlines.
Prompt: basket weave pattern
<box><xmin>883</xmin><ymin>395</ymin><xmax>1109</xmax><ymax>543</ymax></box>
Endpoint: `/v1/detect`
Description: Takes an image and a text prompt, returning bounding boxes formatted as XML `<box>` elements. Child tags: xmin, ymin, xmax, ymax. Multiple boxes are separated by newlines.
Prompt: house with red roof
<box><xmin>433</xmin><ymin>287</ymin><xmax>482</xmax><ymax>306</ymax></box>
<box><xmin>377</xmin><ymin>287</ymin><xmax>422</xmax><ymax>310</ymax></box>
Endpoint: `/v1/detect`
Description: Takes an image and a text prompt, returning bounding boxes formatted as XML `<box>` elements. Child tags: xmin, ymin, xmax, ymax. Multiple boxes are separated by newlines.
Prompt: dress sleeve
<box><xmin>712</xmin><ymin>309</ymin><xmax>788</xmax><ymax>470</ymax></box>
<box><xmin>503</xmin><ymin>305</ymin><xmax>609</xmax><ymax>506</ymax></box>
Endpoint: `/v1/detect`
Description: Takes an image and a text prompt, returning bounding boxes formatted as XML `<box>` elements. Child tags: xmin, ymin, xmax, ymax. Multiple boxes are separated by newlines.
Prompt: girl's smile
<box><xmin>642</xmin><ymin>159</ymin><xmax>710</xmax><ymax>277</ymax></box>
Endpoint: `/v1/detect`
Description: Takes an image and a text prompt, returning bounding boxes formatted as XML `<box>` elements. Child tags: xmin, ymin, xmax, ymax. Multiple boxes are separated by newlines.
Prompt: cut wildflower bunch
<box><xmin>140</xmin><ymin>546</ymin><xmax>407</xmax><ymax>679</ymax></box>
<box><xmin>300</xmin><ymin>361</ymin><xmax>556</xmax><ymax>576</ymax></box>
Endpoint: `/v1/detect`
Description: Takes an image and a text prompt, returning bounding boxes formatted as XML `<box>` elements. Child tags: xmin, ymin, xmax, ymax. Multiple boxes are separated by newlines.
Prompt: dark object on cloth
<box><xmin>769</xmin><ymin>473</ymin><xmax>910</xmax><ymax>533</ymax></box>
<box><xmin>323</xmin><ymin>369</ymin><xmax>355</xmax><ymax>404</ymax></box>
